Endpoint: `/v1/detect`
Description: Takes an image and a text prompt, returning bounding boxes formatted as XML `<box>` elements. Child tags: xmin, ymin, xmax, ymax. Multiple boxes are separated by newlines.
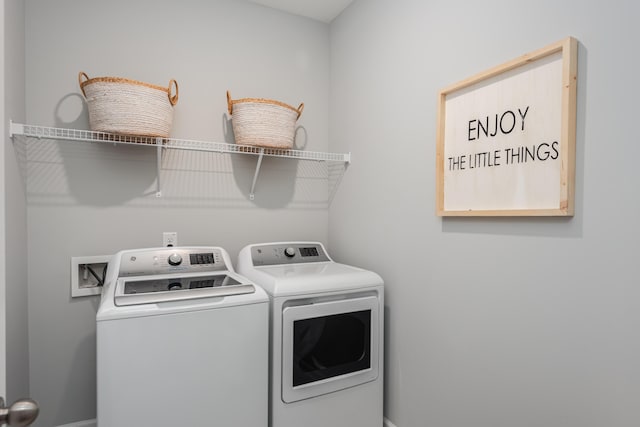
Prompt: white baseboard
<box><xmin>60</xmin><ymin>417</ymin><xmax>391</xmax><ymax>427</ymax></box>
<box><xmin>384</xmin><ymin>416</ymin><xmax>398</xmax><ymax>427</ymax></box>
<box><xmin>57</xmin><ymin>419</ymin><xmax>96</xmax><ymax>427</ymax></box>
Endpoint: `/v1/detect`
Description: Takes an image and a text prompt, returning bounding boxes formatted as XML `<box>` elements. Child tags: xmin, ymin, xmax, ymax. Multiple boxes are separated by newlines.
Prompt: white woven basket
<box><xmin>79</xmin><ymin>72</ymin><xmax>179</xmax><ymax>138</ymax></box>
<box><xmin>227</xmin><ymin>91</ymin><xmax>304</xmax><ymax>149</ymax></box>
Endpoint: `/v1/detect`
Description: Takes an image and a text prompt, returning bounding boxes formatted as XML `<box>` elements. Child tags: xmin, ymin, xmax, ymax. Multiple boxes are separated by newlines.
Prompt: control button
<box><xmin>168</xmin><ymin>282</ymin><xmax>182</xmax><ymax>291</ymax></box>
<box><xmin>284</xmin><ymin>247</ymin><xmax>296</xmax><ymax>258</ymax></box>
<box><xmin>168</xmin><ymin>253</ymin><xmax>182</xmax><ymax>266</ymax></box>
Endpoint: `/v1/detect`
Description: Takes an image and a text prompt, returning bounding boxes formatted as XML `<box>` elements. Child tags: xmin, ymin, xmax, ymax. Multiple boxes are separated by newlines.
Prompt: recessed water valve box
<box><xmin>71</xmin><ymin>255</ymin><xmax>111</xmax><ymax>298</ymax></box>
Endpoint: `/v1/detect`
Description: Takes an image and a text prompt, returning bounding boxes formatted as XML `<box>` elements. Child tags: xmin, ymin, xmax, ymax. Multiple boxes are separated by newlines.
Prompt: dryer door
<box><xmin>281</xmin><ymin>295</ymin><xmax>380</xmax><ymax>403</ymax></box>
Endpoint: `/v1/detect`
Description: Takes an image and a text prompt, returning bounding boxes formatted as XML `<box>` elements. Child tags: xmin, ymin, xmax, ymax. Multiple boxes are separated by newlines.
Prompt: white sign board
<box><xmin>436</xmin><ymin>37</ymin><xmax>578</xmax><ymax>216</ymax></box>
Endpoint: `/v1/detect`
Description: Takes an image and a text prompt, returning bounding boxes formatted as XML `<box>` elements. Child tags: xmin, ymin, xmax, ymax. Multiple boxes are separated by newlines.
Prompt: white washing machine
<box><xmin>237</xmin><ymin>242</ymin><xmax>384</xmax><ymax>427</ymax></box>
<box><xmin>96</xmin><ymin>246</ymin><xmax>269</xmax><ymax>427</ymax></box>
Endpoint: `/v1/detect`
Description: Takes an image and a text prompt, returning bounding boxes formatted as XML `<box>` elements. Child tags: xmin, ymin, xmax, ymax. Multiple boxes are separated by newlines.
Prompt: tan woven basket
<box><xmin>227</xmin><ymin>91</ymin><xmax>304</xmax><ymax>149</ymax></box>
<box><xmin>79</xmin><ymin>72</ymin><xmax>179</xmax><ymax>138</ymax></box>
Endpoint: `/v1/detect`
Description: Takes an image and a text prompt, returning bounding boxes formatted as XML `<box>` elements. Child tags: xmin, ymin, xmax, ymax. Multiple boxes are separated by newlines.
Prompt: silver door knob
<box><xmin>0</xmin><ymin>397</ymin><xmax>39</xmax><ymax>427</ymax></box>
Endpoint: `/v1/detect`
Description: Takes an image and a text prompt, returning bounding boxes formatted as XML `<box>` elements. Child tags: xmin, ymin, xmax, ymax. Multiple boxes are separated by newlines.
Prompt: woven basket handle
<box><xmin>227</xmin><ymin>90</ymin><xmax>234</xmax><ymax>115</ymax></box>
<box><xmin>78</xmin><ymin>71</ymin><xmax>90</xmax><ymax>98</ymax></box>
<box><xmin>168</xmin><ymin>79</ymin><xmax>179</xmax><ymax>106</ymax></box>
<box><xmin>296</xmin><ymin>103</ymin><xmax>304</xmax><ymax>120</ymax></box>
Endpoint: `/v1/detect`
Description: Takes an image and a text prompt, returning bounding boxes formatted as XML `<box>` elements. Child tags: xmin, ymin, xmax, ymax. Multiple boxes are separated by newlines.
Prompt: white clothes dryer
<box><xmin>237</xmin><ymin>242</ymin><xmax>384</xmax><ymax>427</ymax></box>
<box><xmin>97</xmin><ymin>247</ymin><xmax>269</xmax><ymax>427</ymax></box>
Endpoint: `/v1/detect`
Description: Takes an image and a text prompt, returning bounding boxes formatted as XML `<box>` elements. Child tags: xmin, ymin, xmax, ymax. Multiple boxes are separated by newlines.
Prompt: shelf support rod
<box><xmin>249</xmin><ymin>149</ymin><xmax>265</xmax><ymax>201</ymax></box>
<box><xmin>156</xmin><ymin>138</ymin><xmax>163</xmax><ymax>197</ymax></box>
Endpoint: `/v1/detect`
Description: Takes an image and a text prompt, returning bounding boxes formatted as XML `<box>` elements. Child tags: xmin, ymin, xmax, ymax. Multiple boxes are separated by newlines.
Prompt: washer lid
<box><xmin>114</xmin><ymin>272</ymin><xmax>255</xmax><ymax>306</ymax></box>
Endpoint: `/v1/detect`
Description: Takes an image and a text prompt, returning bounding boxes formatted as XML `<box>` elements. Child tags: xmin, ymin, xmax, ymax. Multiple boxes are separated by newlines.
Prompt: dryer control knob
<box><xmin>284</xmin><ymin>247</ymin><xmax>296</xmax><ymax>258</ymax></box>
<box><xmin>168</xmin><ymin>253</ymin><xmax>182</xmax><ymax>266</ymax></box>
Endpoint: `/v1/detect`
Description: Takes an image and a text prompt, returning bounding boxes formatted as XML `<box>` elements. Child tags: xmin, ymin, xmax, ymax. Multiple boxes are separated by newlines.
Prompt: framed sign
<box><xmin>436</xmin><ymin>37</ymin><xmax>578</xmax><ymax>216</ymax></box>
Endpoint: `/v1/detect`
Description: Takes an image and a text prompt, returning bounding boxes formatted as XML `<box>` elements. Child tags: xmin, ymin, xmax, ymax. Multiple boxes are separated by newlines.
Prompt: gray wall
<box><xmin>330</xmin><ymin>1</ymin><xmax>640</xmax><ymax>426</ymax></box>
<box><xmin>3</xmin><ymin>0</ymin><xmax>29</xmax><ymax>404</ymax></box>
<box><xmin>24</xmin><ymin>0</ymin><xmax>331</xmax><ymax>425</ymax></box>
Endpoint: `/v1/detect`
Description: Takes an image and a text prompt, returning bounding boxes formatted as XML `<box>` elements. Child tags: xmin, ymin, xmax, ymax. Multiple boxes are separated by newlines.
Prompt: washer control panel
<box><xmin>250</xmin><ymin>243</ymin><xmax>330</xmax><ymax>266</ymax></box>
<box><xmin>118</xmin><ymin>247</ymin><xmax>226</xmax><ymax>277</ymax></box>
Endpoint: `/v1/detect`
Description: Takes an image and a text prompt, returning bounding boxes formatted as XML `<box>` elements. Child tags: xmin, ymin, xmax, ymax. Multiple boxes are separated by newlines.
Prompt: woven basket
<box><xmin>79</xmin><ymin>72</ymin><xmax>179</xmax><ymax>138</ymax></box>
<box><xmin>227</xmin><ymin>91</ymin><xmax>304</xmax><ymax>149</ymax></box>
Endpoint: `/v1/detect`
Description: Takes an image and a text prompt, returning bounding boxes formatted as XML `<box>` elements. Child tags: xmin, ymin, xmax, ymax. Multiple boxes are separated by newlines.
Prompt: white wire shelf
<box><xmin>9</xmin><ymin>122</ymin><xmax>351</xmax><ymax>163</ymax></box>
<box><xmin>9</xmin><ymin>121</ymin><xmax>350</xmax><ymax>200</ymax></box>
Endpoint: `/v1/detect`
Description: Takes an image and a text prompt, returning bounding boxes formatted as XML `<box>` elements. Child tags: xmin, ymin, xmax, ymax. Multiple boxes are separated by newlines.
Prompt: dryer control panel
<box><xmin>250</xmin><ymin>243</ymin><xmax>330</xmax><ymax>266</ymax></box>
<box><xmin>118</xmin><ymin>247</ymin><xmax>227</xmax><ymax>277</ymax></box>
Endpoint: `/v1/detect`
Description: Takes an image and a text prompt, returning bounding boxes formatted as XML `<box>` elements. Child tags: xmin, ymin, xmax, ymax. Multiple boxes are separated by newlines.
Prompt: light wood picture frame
<box><xmin>436</xmin><ymin>37</ymin><xmax>578</xmax><ymax>217</ymax></box>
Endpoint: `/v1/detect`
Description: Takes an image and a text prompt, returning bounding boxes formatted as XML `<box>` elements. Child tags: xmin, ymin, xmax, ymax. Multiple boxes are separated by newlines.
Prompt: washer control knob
<box><xmin>284</xmin><ymin>247</ymin><xmax>296</xmax><ymax>258</ymax></box>
<box><xmin>168</xmin><ymin>253</ymin><xmax>182</xmax><ymax>266</ymax></box>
